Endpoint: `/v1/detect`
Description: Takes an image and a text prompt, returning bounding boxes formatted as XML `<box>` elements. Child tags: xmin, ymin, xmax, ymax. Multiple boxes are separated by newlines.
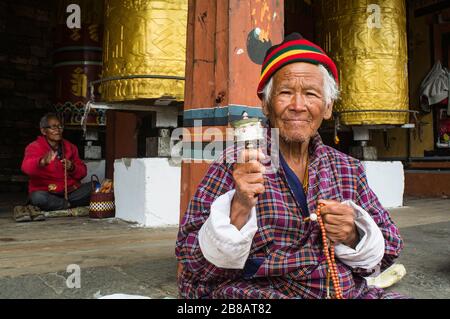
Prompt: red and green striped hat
<box><xmin>257</xmin><ymin>33</ymin><xmax>339</xmax><ymax>99</ymax></box>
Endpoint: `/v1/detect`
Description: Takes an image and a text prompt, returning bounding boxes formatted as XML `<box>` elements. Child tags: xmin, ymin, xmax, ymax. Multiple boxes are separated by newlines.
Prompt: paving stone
<box><xmin>0</xmin><ymin>193</ymin><xmax>449</xmax><ymax>298</ymax></box>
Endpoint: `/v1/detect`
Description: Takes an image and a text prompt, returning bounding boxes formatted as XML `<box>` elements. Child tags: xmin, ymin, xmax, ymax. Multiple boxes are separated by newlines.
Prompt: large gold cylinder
<box><xmin>101</xmin><ymin>0</ymin><xmax>187</xmax><ymax>102</ymax></box>
<box><xmin>316</xmin><ymin>0</ymin><xmax>409</xmax><ymax>125</ymax></box>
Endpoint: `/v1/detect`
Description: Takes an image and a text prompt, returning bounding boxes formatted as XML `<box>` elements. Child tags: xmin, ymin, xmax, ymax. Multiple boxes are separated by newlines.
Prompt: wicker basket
<box><xmin>89</xmin><ymin>175</ymin><xmax>115</xmax><ymax>218</ymax></box>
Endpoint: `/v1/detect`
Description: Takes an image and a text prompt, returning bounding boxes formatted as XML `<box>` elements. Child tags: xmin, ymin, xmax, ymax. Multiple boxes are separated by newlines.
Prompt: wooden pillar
<box><xmin>180</xmin><ymin>0</ymin><xmax>284</xmax><ymax>219</ymax></box>
<box><xmin>105</xmin><ymin>111</ymin><xmax>138</xmax><ymax>179</ymax></box>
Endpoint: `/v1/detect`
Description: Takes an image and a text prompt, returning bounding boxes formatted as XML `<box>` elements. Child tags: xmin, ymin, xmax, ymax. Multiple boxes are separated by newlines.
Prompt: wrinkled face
<box><xmin>40</xmin><ymin>117</ymin><xmax>63</xmax><ymax>142</ymax></box>
<box><xmin>263</xmin><ymin>62</ymin><xmax>333</xmax><ymax>144</ymax></box>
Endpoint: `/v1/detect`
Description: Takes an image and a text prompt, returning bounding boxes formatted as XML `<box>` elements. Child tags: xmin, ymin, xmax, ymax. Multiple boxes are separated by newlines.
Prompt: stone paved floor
<box><xmin>0</xmin><ymin>193</ymin><xmax>449</xmax><ymax>299</ymax></box>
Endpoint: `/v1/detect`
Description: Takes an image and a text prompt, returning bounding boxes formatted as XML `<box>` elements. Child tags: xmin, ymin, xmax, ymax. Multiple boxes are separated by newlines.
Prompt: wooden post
<box><xmin>180</xmin><ymin>0</ymin><xmax>284</xmax><ymax>220</ymax></box>
<box><xmin>105</xmin><ymin>111</ymin><xmax>138</xmax><ymax>179</ymax></box>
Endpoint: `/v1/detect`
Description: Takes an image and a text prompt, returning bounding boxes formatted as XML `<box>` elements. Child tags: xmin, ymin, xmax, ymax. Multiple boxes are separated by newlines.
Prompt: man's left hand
<box><xmin>61</xmin><ymin>159</ymin><xmax>73</xmax><ymax>171</ymax></box>
<box><xmin>317</xmin><ymin>199</ymin><xmax>359</xmax><ymax>248</ymax></box>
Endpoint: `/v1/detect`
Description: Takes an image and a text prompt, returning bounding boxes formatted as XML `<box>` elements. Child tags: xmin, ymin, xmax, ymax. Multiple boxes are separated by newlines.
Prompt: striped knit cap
<box><xmin>257</xmin><ymin>33</ymin><xmax>339</xmax><ymax>99</ymax></box>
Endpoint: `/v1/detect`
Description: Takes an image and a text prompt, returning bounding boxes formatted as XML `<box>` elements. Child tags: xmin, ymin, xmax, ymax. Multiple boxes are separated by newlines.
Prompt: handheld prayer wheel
<box><xmin>316</xmin><ymin>0</ymin><xmax>409</xmax><ymax>125</ymax></box>
<box><xmin>232</xmin><ymin>115</ymin><xmax>265</xmax><ymax>150</ymax></box>
<box><xmin>53</xmin><ymin>0</ymin><xmax>105</xmax><ymax>125</ymax></box>
<box><xmin>100</xmin><ymin>0</ymin><xmax>187</xmax><ymax>102</ymax></box>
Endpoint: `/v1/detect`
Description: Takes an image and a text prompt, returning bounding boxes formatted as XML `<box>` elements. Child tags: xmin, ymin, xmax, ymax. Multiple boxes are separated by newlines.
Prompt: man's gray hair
<box><xmin>39</xmin><ymin>113</ymin><xmax>60</xmax><ymax>128</ymax></box>
<box><xmin>260</xmin><ymin>64</ymin><xmax>340</xmax><ymax>107</ymax></box>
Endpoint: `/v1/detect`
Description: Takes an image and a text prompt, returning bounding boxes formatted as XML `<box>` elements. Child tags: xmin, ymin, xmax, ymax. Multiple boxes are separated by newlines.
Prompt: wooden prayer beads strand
<box><xmin>64</xmin><ymin>158</ymin><xmax>68</xmax><ymax>201</ymax></box>
<box><xmin>316</xmin><ymin>203</ymin><xmax>344</xmax><ymax>299</ymax></box>
<box><xmin>330</xmin><ymin>245</ymin><xmax>343</xmax><ymax>298</ymax></box>
<box><xmin>63</xmin><ymin>145</ymin><xmax>68</xmax><ymax>201</ymax></box>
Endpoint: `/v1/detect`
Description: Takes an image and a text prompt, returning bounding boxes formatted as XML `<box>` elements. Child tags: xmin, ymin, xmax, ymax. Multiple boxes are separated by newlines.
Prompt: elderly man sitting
<box><xmin>17</xmin><ymin>113</ymin><xmax>91</xmax><ymax>222</ymax></box>
<box><xmin>176</xmin><ymin>33</ymin><xmax>406</xmax><ymax>299</ymax></box>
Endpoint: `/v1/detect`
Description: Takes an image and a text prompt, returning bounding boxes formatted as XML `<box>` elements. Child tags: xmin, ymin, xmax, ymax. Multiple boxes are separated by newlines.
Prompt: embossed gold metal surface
<box><xmin>101</xmin><ymin>0</ymin><xmax>187</xmax><ymax>102</ymax></box>
<box><xmin>316</xmin><ymin>0</ymin><xmax>409</xmax><ymax>125</ymax></box>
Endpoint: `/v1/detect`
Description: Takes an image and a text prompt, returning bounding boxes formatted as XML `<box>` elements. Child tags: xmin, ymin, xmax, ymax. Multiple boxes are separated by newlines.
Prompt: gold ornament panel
<box><xmin>101</xmin><ymin>0</ymin><xmax>187</xmax><ymax>102</ymax></box>
<box><xmin>100</xmin><ymin>78</ymin><xmax>185</xmax><ymax>102</ymax></box>
<box><xmin>317</xmin><ymin>0</ymin><xmax>409</xmax><ymax>125</ymax></box>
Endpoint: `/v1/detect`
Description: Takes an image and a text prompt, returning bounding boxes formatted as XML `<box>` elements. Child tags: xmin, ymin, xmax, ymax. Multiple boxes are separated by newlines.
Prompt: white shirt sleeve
<box><xmin>334</xmin><ymin>200</ymin><xmax>385</xmax><ymax>271</ymax></box>
<box><xmin>198</xmin><ymin>189</ymin><xmax>258</xmax><ymax>269</ymax></box>
<box><xmin>199</xmin><ymin>193</ymin><xmax>385</xmax><ymax>271</ymax></box>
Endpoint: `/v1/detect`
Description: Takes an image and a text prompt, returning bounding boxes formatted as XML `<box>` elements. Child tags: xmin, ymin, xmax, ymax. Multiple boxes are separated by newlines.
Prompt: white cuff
<box><xmin>334</xmin><ymin>200</ymin><xmax>385</xmax><ymax>270</ymax></box>
<box><xmin>198</xmin><ymin>190</ymin><xmax>258</xmax><ymax>269</ymax></box>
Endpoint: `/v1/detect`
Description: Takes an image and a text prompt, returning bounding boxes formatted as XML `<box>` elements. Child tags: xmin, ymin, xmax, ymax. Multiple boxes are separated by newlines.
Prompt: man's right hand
<box><xmin>39</xmin><ymin>150</ymin><xmax>56</xmax><ymax>167</ymax></box>
<box><xmin>230</xmin><ymin>148</ymin><xmax>266</xmax><ymax>230</ymax></box>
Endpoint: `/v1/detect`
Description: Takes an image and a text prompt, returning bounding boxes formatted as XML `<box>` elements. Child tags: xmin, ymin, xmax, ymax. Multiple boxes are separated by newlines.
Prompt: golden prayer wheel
<box><xmin>53</xmin><ymin>0</ymin><xmax>105</xmax><ymax>125</ymax></box>
<box><xmin>316</xmin><ymin>0</ymin><xmax>409</xmax><ymax>125</ymax></box>
<box><xmin>100</xmin><ymin>0</ymin><xmax>187</xmax><ymax>102</ymax></box>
